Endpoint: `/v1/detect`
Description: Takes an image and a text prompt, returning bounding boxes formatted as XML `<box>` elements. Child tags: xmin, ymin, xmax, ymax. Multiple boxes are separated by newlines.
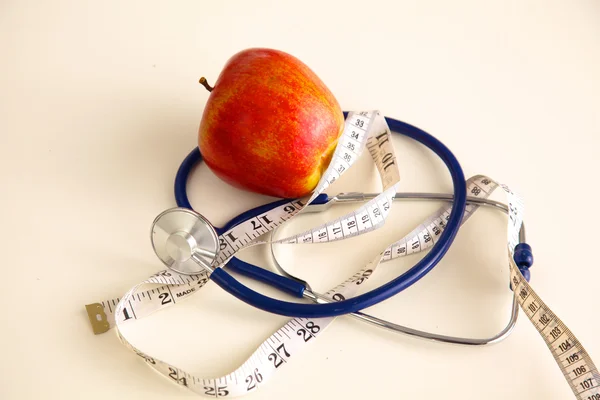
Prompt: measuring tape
<box><xmin>85</xmin><ymin>111</ymin><xmax>598</xmax><ymax>398</ymax></box>
<box><xmin>211</xmin><ymin>111</ymin><xmax>400</xmax><ymax>269</ymax></box>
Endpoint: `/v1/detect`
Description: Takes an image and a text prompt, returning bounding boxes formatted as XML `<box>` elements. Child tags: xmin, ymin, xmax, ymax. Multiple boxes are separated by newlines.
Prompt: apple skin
<box><xmin>198</xmin><ymin>48</ymin><xmax>344</xmax><ymax>199</ymax></box>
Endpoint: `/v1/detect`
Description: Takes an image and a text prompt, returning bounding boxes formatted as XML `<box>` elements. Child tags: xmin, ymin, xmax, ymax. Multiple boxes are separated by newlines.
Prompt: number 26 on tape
<box><xmin>245</xmin><ymin>368</ymin><xmax>263</xmax><ymax>391</ymax></box>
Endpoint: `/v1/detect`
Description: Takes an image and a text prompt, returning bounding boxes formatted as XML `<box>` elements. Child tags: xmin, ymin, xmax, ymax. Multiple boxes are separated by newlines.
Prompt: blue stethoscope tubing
<box><xmin>173</xmin><ymin>113</ymin><xmax>468</xmax><ymax>318</ymax></box>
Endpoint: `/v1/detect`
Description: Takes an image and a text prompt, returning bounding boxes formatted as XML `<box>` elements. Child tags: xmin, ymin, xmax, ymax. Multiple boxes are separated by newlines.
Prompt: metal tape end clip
<box><xmin>85</xmin><ymin>303</ymin><xmax>110</xmax><ymax>335</ymax></box>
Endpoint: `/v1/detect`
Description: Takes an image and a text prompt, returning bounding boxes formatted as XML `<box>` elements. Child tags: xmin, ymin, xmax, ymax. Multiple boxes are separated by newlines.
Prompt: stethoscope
<box><xmin>151</xmin><ymin>114</ymin><xmax>527</xmax><ymax>345</ymax></box>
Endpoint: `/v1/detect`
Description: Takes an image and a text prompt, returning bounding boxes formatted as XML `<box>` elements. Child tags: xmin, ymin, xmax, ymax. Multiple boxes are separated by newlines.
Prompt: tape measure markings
<box><xmin>271</xmin><ymin>114</ymin><xmax>398</xmax><ymax>245</ymax></box>
<box><xmin>308</xmin><ymin>112</ymin><xmax>372</xmax><ymax>200</ymax></box>
<box><xmin>498</xmin><ymin>183</ymin><xmax>598</xmax><ymax>399</ymax></box>
<box><xmin>378</xmin><ymin>176</ymin><xmax>499</xmax><ymax>263</ymax></box>
<box><xmin>87</xmin><ymin>272</ymin><xmax>209</xmax><ymax>334</ymax></box>
<box><xmin>287</xmin><ymin>188</ymin><xmax>395</xmax><ymax>245</ymax></box>
<box><xmin>509</xmin><ymin>260</ymin><xmax>599</xmax><ymax>398</ymax></box>
<box><xmin>213</xmin><ymin>111</ymin><xmax>401</xmax><ymax>267</ymax></box>
<box><xmin>93</xmin><ymin>214</ymin><xmax>379</xmax><ymax>397</ymax></box>
<box><xmin>85</xmin><ymin>111</ymin><xmax>598</xmax><ymax>398</ymax></box>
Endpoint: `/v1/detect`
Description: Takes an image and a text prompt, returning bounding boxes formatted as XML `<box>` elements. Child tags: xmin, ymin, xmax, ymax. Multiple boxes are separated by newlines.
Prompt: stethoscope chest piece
<box><xmin>151</xmin><ymin>207</ymin><xmax>219</xmax><ymax>275</ymax></box>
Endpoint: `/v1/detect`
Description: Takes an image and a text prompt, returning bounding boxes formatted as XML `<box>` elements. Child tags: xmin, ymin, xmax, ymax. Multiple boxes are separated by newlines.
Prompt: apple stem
<box><xmin>199</xmin><ymin>77</ymin><xmax>213</xmax><ymax>92</ymax></box>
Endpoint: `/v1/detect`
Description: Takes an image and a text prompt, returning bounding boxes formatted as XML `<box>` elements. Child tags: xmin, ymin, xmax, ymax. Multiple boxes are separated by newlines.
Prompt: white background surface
<box><xmin>1</xmin><ymin>1</ymin><xmax>599</xmax><ymax>399</ymax></box>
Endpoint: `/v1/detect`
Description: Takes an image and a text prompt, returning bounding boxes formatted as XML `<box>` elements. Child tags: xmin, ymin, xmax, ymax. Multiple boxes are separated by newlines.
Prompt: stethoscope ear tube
<box><xmin>176</xmin><ymin>114</ymin><xmax>467</xmax><ymax>318</ymax></box>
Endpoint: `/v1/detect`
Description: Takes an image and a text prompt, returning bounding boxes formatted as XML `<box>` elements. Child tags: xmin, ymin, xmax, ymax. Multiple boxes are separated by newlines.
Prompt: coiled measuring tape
<box><xmin>85</xmin><ymin>111</ymin><xmax>598</xmax><ymax>398</ymax></box>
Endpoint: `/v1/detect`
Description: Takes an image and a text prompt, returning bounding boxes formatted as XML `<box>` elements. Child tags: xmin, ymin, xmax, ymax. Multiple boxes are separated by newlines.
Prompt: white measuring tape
<box><xmin>85</xmin><ymin>111</ymin><xmax>599</xmax><ymax>398</ymax></box>
<box><xmin>212</xmin><ymin>111</ymin><xmax>400</xmax><ymax>269</ymax></box>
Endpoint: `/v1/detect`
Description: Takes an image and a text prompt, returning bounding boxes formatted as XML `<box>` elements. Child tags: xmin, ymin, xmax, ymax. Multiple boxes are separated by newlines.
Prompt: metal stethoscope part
<box><xmin>268</xmin><ymin>192</ymin><xmax>525</xmax><ymax>346</ymax></box>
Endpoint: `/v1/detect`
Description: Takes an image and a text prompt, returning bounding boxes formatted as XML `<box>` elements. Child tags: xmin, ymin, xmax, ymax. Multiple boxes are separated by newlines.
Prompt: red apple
<box><xmin>197</xmin><ymin>48</ymin><xmax>344</xmax><ymax>198</ymax></box>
